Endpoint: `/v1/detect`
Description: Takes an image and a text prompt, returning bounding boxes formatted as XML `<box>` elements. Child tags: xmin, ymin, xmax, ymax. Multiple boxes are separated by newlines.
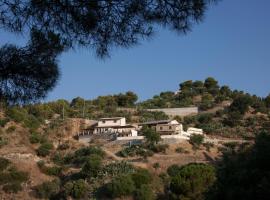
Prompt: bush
<box><xmin>143</xmin><ymin>127</ymin><xmax>161</xmax><ymax>145</ymax></box>
<box><xmin>135</xmin><ymin>184</ymin><xmax>155</xmax><ymax>200</ymax></box>
<box><xmin>3</xmin><ymin>182</ymin><xmax>22</xmax><ymax>193</ymax></box>
<box><xmin>6</xmin><ymin>126</ymin><xmax>16</xmax><ymax>133</ymax></box>
<box><xmin>0</xmin><ymin>157</ymin><xmax>10</xmax><ymax>171</ymax></box>
<box><xmin>169</xmin><ymin>163</ymin><xmax>216</xmax><ymax>200</ymax></box>
<box><xmin>101</xmin><ymin>161</ymin><xmax>135</xmax><ymax>177</ymax></box>
<box><xmin>6</xmin><ymin>107</ymin><xmax>27</xmax><ymax>123</ymax></box>
<box><xmin>131</xmin><ymin>169</ymin><xmax>152</xmax><ymax>188</ymax></box>
<box><xmin>37</xmin><ymin>161</ymin><xmax>62</xmax><ymax>176</ymax></box>
<box><xmin>105</xmin><ymin>175</ymin><xmax>135</xmax><ymax>198</ymax></box>
<box><xmin>52</xmin><ymin>152</ymin><xmax>65</xmax><ymax>165</ymax></box>
<box><xmin>150</xmin><ymin>144</ymin><xmax>168</xmax><ymax>153</ymax></box>
<box><xmin>0</xmin><ymin>167</ymin><xmax>29</xmax><ymax>193</ymax></box>
<box><xmin>0</xmin><ymin>118</ymin><xmax>9</xmax><ymax>127</ymax></box>
<box><xmin>117</xmin><ymin>145</ymin><xmax>154</xmax><ymax>158</ymax></box>
<box><xmin>81</xmin><ymin>154</ymin><xmax>102</xmax><ymax>178</ymax></box>
<box><xmin>64</xmin><ymin>179</ymin><xmax>87</xmax><ymax>199</ymax></box>
<box><xmin>57</xmin><ymin>142</ymin><xmax>70</xmax><ymax>150</ymax></box>
<box><xmin>36</xmin><ymin>142</ymin><xmax>53</xmax><ymax>157</ymax></box>
<box><xmin>167</xmin><ymin>164</ymin><xmax>181</xmax><ymax>177</ymax></box>
<box><xmin>153</xmin><ymin>162</ymin><xmax>160</xmax><ymax>169</ymax></box>
<box><xmin>29</xmin><ymin>132</ymin><xmax>46</xmax><ymax>144</ymax></box>
<box><xmin>66</xmin><ymin>146</ymin><xmax>105</xmax><ymax>166</ymax></box>
<box><xmin>189</xmin><ymin>134</ymin><xmax>204</xmax><ymax>149</ymax></box>
<box><xmin>175</xmin><ymin>147</ymin><xmax>189</xmax><ymax>154</ymax></box>
<box><xmin>35</xmin><ymin>179</ymin><xmax>60</xmax><ymax>199</ymax></box>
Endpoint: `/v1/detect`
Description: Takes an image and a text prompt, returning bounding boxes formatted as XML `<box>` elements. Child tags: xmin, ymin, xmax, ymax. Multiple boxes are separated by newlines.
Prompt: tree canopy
<box><xmin>0</xmin><ymin>0</ymin><xmax>218</xmax><ymax>103</ymax></box>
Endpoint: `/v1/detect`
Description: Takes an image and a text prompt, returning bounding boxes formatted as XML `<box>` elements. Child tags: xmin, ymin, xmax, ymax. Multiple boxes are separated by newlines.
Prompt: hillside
<box><xmin>0</xmin><ymin>78</ymin><xmax>270</xmax><ymax>199</ymax></box>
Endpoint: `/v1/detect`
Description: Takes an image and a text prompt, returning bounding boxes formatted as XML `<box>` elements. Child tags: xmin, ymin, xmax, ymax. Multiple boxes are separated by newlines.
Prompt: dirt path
<box><xmin>102</xmin><ymin>148</ymin><xmax>123</xmax><ymax>161</ymax></box>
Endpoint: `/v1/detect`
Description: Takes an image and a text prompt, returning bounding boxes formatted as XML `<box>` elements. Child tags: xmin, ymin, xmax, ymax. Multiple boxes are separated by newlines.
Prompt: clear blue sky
<box><xmin>1</xmin><ymin>0</ymin><xmax>270</xmax><ymax>102</ymax></box>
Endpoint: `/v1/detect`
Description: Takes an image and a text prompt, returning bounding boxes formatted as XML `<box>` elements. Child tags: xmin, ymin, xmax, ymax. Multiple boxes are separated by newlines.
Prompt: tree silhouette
<box><xmin>0</xmin><ymin>0</ymin><xmax>218</xmax><ymax>103</ymax></box>
<box><xmin>0</xmin><ymin>29</ymin><xmax>64</xmax><ymax>103</ymax></box>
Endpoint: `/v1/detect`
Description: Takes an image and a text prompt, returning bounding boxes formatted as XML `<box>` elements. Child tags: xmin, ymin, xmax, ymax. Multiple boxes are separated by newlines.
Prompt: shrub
<box><xmin>81</xmin><ymin>154</ymin><xmax>102</xmax><ymax>178</ymax></box>
<box><xmin>101</xmin><ymin>161</ymin><xmax>135</xmax><ymax>177</ymax></box>
<box><xmin>153</xmin><ymin>162</ymin><xmax>160</xmax><ymax>169</ymax></box>
<box><xmin>29</xmin><ymin>132</ymin><xmax>46</xmax><ymax>144</ymax></box>
<box><xmin>24</xmin><ymin>115</ymin><xmax>41</xmax><ymax>130</ymax></box>
<box><xmin>117</xmin><ymin>145</ymin><xmax>154</xmax><ymax>158</ymax></box>
<box><xmin>131</xmin><ymin>169</ymin><xmax>152</xmax><ymax>188</ymax></box>
<box><xmin>0</xmin><ymin>157</ymin><xmax>10</xmax><ymax>171</ymax></box>
<box><xmin>6</xmin><ymin>126</ymin><xmax>16</xmax><ymax>133</ymax></box>
<box><xmin>35</xmin><ymin>179</ymin><xmax>60</xmax><ymax>199</ymax></box>
<box><xmin>0</xmin><ymin>167</ymin><xmax>29</xmax><ymax>193</ymax></box>
<box><xmin>0</xmin><ymin>118</ymin><xmax>9</xmax><ymax>127</ymax></box>
<box><xmin>134</xmin><ymin>184</ymin><xmax>155</xmax><ymax>200</ymax></box>
<box><xmin>175</xmin><ymin>147</ymin><xmax>189</xmax><ymax>154</ymax></box>
<box><xmin>169</xmin><ymin>163</ymin><xmax>216</xmax><ymax>200</ymax></box>
<box><xmin>36</xmin><ymin>142</ymin><xmax>53</xmax><ymax>157</ymax></box>
<box><xmin>189</xmin><ymin>134</ymin><xmax>204</xmax><ymax>149</ymax></box>
<box><xmin>105</xmin><ymin>175</ymin><xmax>135</xmax><ymax>198</ymax></box>
<box><xmin>37</xmin><ymin>161</ymin><xmax>62</xmax><ymax>176</ymax></box>
<box><xmin>3</xmin><ymin>182</ymin><xmax>22</xmax><ymax>193</ymax></box>
<box><xmin>7</xmin><ymin>167</ymin><xmax>29</xmax><ymax>183</ymax></box>
<box><xmin>6</xmin><ymin>107</ymin><xmax>27</xmax><ymax>123</ymax></box>
<box><xmin>167</xmin><ymin>164</ymin><xmax>181</xmax><ymax>177</ymax></box>
<box><xmin>64</xmin><ymin>179</ymin><xmax>87</xmax><ymax>199</ymax></box>
<box><xmin>150</xmin><ymin>144</ymin><xmax>168</xmax><ymax>153</ymax></box>
<box><xmin>143</xmin><ymin>127</ymin><xmax>161</xmax><ymax>145</ymax></box>
<box><xmin>57</xmin><ymin>143</ymin><xmax>69</xmax><ymax>150</ymax></box>
<box><xmin>66</xmin><ymin>146</ymin><xmax>105</xmax><ymax>166</ymax></box>
<box><xmin>52</xmin><ymin>152</ymin><xmax>65</xmax><ymax>165</ymax></box>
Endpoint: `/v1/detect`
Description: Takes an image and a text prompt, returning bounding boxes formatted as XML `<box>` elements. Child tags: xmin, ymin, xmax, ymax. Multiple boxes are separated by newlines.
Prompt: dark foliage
<box><xmin>0</xmin><ymin>0</ymin><xmax>217</xmax><ymax>58</ymax></box>
<box><xmin>0</xmin><ymin>1</ymin><xmax>217</xmax><ymax>103</ymax></box>
<box><xmin>105</xmin><ymin>174</ymin><xmax>135</xmax><ymax>198</ymax></box>
<box><xmin>209</xmin><ymin>131</ymin><xmax>270</xmax><ymax>200</ymax></box>
<box><xmin>168</xmin><ymin>163</ymin><xmax>216</xmax><ymax>200</ymax></box>
<box><xmin>131</xmin><ymin>169</ymin><xmax>152</xmax><ymax>188</ymax></box>
<box><xmin>34</xmin><ymin>179</ymin><xmax>60</xmax><ymax>199</ymax></box>
<box><xmin>0</xmin><ymin>30</ymin><xmax>63</xmax><ymax>103</ymax></box>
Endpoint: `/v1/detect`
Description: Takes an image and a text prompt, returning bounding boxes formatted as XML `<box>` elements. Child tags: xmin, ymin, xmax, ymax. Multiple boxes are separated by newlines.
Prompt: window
<box><xmin>114</xmin><ymin>120</ymin><xmax>117</xmax><ymax>123</ymax></box>
<box><xmin>102</xmin><ymin>120</ymin><xmax>106</xmax><ymax>124</ymax></box>
<box><xmin>160</xmin><ymin>127</ymin><xmax>163</xmax><ymax>130</ymax></box>
<box><xmin>169</xmin><ymin>126</ymin><xmax>172</xmax><ymax>129</ymax></box>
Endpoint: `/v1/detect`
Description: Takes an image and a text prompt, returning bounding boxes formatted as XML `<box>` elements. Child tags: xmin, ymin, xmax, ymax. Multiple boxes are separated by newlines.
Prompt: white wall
<box><xmin>97</xmin><ymin>118</ymin><xmax>126</xmax><ymax>127</ymax></box>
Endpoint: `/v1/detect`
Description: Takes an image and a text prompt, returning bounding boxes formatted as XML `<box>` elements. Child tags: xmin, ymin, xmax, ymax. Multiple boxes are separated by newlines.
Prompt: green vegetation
<box><xmin>0</xmin><ymin>78</ymin><xmax>270</xmax><ymax>199</ymax></box>
<box><xmin>0</xmin><ymin>157</ymin><xmax>29</xmax><ymax>193</ymax></box>
<box><xmin>131</xmin><ymin>169</ymin><xmax>152</xmax><ymax>188</ymax></box>
<box><xmin>189</xmin><ymin>134</ymin><xmax>204</xmax><ymax>149</ymax></box>
<box><xmin>0</xmin><ymin>118</ymin><xmax>9</xmax><ymax>127</ymax></box>
<box><xmin>29</xmin><ymin>131</ymin><xmax>46</xmax><ymax>144</ymax></box>
<box><xmin>175</xmin><ymin>147</ymin><xmax>189</xmax><ymax>154</ymax></box>
<box><xmin>37</xmin><ymin>160</ymin><xmax>62</xmax><ymax>176</ymax></box>
<box><xmin>209</xmin><ymin>131</ymin><xmax>270</xmax><ymax>200</ymax></box>
<box><xmin>36</xmin><ymin>142</ymin><xmax>53</xmax><ymax>157</ymax></box>
<box><xmin>134</xmin><ymin>184</ymin><xmax>155</xmax><ymax>200</ymax></box>
<box><xmin>34</xmin><ymin>179</ymin><xmax>60</xmax><ymax>199</ymax></box>
<box><xmin>144</xmin><ymin>126</ymin><xmax>161</xmax><ymax>146</ymax></box>
<box><xmin>168</xmin><ymin>163</ymin><xmax>216</xmax><ymax>200</ymax></box>
<box><xmin>63</xmin><ymin>179</ymin><xmax>87</xmax><ymax>199</ymax></box>
<box><xmin>105</xmin><ymin>174</ymin><xmax>135</xmax><ymax>198</ymax></box>
<box><xmin>81</xmin><ymin>154</ymin><xmax>102</xmax><ymax>178</ymax></box>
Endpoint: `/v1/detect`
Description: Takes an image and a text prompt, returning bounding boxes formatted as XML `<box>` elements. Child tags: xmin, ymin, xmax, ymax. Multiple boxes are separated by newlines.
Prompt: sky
<box><xmin>0</xmin><ymin>0</ymin><xmax>270</xmax><ymax>102</ymax></box>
